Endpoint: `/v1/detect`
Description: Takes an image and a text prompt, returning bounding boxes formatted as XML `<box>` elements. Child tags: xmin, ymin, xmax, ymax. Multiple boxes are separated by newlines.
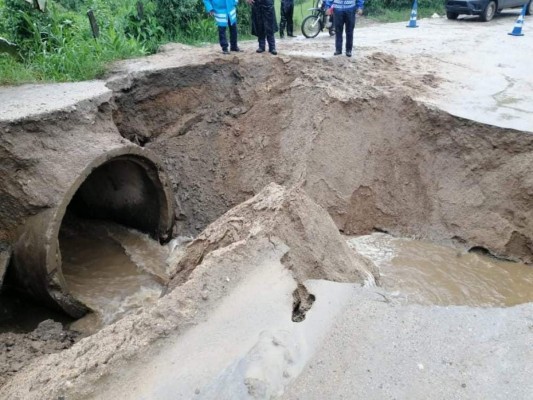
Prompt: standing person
<box><xmin>203</xmin><ymin>0</ymin><xmax>242</xmax><ymax>54</ymax></box>
<box><xmin>326</xmin><ymin>0</ymin><xmax>363</xmax><ymax>57</ymax></box>
<box><xmin>249</xmin><ymin>0</ymin><xmax>277</xmax><ymax>55</ymax></box>
<box><xmin>280</xmin><ymin>0</ymin><xmax>296</xmax><ymax>38</ymax></box>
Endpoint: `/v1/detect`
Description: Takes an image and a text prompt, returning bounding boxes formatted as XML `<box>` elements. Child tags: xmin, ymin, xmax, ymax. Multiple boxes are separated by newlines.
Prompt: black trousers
<box><xmin>254</xmin><ymin>0</ymin><xmax>276</xmax><ymax>50</ymax></box>
<box><xmin>334</xmin><ymin>9</ymin><xmax>356</xmax><ymax>53</ymax></box>
<box><xmin>218</xmin><ymin>18</ymin><xmax>238</xmax><ymax>51</ymax></box>
<box><xmin>280</xmin><ymin>4</ymin><xmax>294</xmax><ymax>36</ymax></box>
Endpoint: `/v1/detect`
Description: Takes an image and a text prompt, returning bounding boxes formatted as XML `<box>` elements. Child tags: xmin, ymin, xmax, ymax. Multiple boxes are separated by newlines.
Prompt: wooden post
<box><xmin>87</xmin><ymin>10</ymin><xmax>100</xmax><ymax>39</ymax></box>
<box><xmin>137</xmin><ymin>1</ymin><xmax>145</xmax><ymax>20</ymax></box>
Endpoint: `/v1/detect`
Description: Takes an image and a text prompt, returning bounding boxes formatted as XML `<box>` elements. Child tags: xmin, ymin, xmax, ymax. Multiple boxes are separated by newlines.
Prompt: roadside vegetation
<box><xmin>0</xmin><ymin>0</ymin><xmax>444</xmax><ymax>85</ymax></box>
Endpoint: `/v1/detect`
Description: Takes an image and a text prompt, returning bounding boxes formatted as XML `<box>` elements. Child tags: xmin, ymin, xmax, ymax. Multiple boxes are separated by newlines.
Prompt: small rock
<box><xmin>32</xmin><ymin>320</ymin><xmax>64</xmax><ymax>341</ymax></box>
<box><xmin>228</xmin><ymin>107</ymin><xmax>243</xmax><ymax>117</ymax></box>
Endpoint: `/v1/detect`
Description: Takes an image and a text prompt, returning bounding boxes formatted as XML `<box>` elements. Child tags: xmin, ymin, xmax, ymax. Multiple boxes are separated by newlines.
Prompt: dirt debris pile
<box><xmin>170</xmin><ymin>183</ymin><xmax>377</xmax><ymax>288</ymax></box>
<box><xmin>0</xmin><ymin>320</ymin><xmax>78</xmax><ymax>387</ymax></box>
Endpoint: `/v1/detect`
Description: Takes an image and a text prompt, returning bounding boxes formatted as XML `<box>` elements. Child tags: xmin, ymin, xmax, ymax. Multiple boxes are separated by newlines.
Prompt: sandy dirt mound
<box><xmin>169</xmin><ymin>183</ymin><xmax>377</xmax><ymax>289</ymax></box>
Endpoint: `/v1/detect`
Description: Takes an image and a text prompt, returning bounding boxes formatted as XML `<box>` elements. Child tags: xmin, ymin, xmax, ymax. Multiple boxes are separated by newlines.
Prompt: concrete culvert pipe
<box><xmin>0</xmin><ymin>101</ymin><xmax>176</xmax><ymax>317</ymax></box>
<box><xmin>8</xmin><ymin>149</ymin><xmax>174</xmax><ymax>317</ymax></box>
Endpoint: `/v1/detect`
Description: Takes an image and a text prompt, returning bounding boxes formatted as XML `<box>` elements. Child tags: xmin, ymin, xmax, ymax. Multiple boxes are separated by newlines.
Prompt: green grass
<box><xmin>0</xmin><ymin>54</ymin><xmax>39</xmax><ymax>84</ymax></box>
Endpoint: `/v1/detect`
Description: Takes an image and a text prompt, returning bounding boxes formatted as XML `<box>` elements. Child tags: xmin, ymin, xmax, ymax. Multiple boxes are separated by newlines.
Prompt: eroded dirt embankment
<box><xmin>112</xmin><ymin>54</ymin><xmax>533</xmax><ymax>264</ymax></box>
<box><xmin>1</xmin><ymin>50</ymin><xmax>533</xmax><ymax>397</ymax></box>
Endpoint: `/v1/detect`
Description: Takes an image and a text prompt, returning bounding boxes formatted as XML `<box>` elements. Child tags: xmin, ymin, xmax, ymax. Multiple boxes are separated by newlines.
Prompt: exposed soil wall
<box><xmin>112</xmin><ymin>55</ymin><xmax>533</xmax><ymax>264</ymax></box>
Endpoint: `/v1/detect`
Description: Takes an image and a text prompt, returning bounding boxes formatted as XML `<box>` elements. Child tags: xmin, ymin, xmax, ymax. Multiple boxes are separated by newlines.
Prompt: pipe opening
<box><xmin>53</xmin><ymin>156</ymin><xmax>175</xmax><ymax>328</ymax></box>
<box><xmin>65</xmin><ymin>158</ymin><xmax>163</xmax><ymax>238</ymax></box>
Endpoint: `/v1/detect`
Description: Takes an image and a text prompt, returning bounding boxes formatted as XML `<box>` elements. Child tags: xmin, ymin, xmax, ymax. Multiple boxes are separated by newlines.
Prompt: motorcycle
<box><xmin>301</xmin><ymin>0</ymin><xmax>335</xmax><ymax>38</ymax></box>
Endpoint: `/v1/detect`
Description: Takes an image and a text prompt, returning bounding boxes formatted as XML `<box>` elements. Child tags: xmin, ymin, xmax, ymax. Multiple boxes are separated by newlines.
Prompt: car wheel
<box><xmin>480</xmin><ymin>0</ymin><xmax>496</xmax><ymax>21</ymax></box>
<box><xmin>526</xmin><ymin>0</ymin><xmax>532</xmax><ymax>16</ymax></box>
<box><xmin>446</xmin><ymin>11</ymin><xmax>459</xmax><ymax>19</ymax></box>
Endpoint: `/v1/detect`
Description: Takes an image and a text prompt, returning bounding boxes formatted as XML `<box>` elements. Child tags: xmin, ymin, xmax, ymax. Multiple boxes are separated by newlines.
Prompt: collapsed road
<box><xmin>0</xmin><ymin>14</ymin><xmax>532</xmax><ymax>400</ymax></box>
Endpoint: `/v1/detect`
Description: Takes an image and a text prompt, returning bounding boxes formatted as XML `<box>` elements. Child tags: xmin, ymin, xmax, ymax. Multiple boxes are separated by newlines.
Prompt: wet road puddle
<box><xmin>348</xmin><ymin>233</ymin><xmax>533</xmax><ymax>307</ymax></box>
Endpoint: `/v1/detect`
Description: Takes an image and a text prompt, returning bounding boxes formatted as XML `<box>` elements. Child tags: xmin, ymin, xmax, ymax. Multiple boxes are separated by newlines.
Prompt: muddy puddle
<box><xmin>348</xmin><ymin>233</ymin><xmax>533</xmax><ymax>307</ymax></box>
<box><xmin>59</xmin><ymin>218</ymin><xmax>189</xmax><ymax>334</ymax></box>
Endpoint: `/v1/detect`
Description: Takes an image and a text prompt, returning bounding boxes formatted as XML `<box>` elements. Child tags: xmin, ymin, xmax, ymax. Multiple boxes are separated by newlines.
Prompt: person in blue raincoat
<box><xmin>203</xmin><ymin>0</ymin><xmax>242</xmax><ymax>54</ymax></box>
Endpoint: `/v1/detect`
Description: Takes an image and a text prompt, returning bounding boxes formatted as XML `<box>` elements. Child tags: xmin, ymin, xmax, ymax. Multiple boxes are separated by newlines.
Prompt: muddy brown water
<box><xmin>59</xmin><ymin>218</ymin><xmax>187</xmax><ymax>334</ymax></box>
<box><xmin>2</xmin><ymin>228</ymin><xmax>531</xmax><ymax>337</ymax></box>
<box><xmin>348</xmin><ymin>233</ymin><xmax>533</xmax><ymax>307</ymax></box>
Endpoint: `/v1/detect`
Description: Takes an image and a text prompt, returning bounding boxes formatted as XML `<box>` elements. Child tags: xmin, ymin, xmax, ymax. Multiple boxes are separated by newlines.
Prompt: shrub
<box><xmin>154</xmin><ymin>0</ymin><xmax>204</xmax><ymax>37</ymax></box>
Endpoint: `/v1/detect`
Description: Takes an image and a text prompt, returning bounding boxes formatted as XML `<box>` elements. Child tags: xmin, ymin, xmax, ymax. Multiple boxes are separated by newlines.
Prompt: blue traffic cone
<box><xmin>407</xmin><ymin>0</ymin><xmax>419</xmax><ymax>28</ymax></box>
<box><xmin>508</xmin><ymin>4</ymin><xmax>526</xmax><ymax>36</ymax></box>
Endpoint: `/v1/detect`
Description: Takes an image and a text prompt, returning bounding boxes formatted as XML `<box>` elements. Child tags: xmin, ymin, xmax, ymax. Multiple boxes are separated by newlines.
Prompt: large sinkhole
<box><xmin>110</xmin><ymin>58</ymin><xmax>533</xmax><ymax>305</ymax></box>
<box><xmin>1</xmin><ymin>56</ymin><xmax>533</xmax><ymax>388</ymax></box>
<box><xmin>4</xmin><ymin>57</ymin><xmax>533</xmax><ymax>329</ymax></box>
<box><xmin>112</xmin><ymin>57</ymin><xmax>533</xmax><ymax>266</ymax></box>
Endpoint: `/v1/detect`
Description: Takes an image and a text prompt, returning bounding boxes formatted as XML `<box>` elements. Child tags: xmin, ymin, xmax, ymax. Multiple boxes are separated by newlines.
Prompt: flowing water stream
<box><xmin>348</xmin><ymin>233</ymin><xmax>533</xmax><ymax>307</ymax></box>
<box><xmin>59</xmin><ymin>218</ymin><xmax>189</xmax><ymax>334</ymax></box>
<box><xmin>2</xmin><ymin>228</ymin><xmax>531</xmax><ymax>337</ymax></box>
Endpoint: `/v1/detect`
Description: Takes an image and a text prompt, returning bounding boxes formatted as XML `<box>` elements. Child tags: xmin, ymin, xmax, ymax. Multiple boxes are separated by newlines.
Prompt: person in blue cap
<box><xmin>203</xmin><ymin>0</ymin><xmax>242</xmax><ymax>54</ymax></box>
<box><xmin>325</xmin><ymin>0</ymin><xmax>364</xmax><ymax>57</ymax></box>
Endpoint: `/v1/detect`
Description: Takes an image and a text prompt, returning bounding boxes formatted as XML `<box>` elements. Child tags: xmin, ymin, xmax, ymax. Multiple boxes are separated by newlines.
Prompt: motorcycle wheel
<box><xmin>301</xmin><ymin>15</ymin><xmax>323</xmax><ymax>38</ymax></box>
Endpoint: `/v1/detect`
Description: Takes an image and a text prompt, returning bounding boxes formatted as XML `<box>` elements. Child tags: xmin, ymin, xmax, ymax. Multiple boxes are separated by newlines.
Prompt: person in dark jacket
<box><xmin>326</xmin><ymin>0</ymin><xmax>363</xmax><ymax>57</ymax></box>
<box><xmin>203</xmin><ymin>0</ymin><xmax>242</xmax><ymax>54</ymax></box>
<box><xmin>280</xmin><ymin>0</ymin><xmax>296</xmax><ymax>38</ymax></box>
<box><xmin>248</xmin><ymin>0</ymin><xmax>277</xmax><ymax>55</ymax></box>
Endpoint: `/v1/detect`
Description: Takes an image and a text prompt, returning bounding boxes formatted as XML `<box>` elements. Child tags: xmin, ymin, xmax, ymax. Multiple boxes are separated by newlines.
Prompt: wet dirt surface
<box><xmin>0</xmin><ymin>289</ymin><xmax>73</xmax><ymax>334</ymax></box>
